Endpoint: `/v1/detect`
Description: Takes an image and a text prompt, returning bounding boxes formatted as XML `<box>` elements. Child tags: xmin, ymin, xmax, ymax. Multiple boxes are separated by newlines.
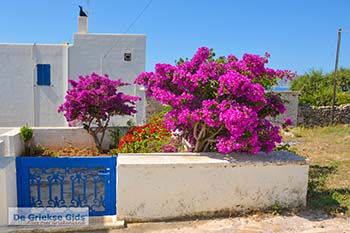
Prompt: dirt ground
<box><xmin>86</xmin><ymin>211</ymin><xmax>350</xmax><ymax>233</ymax></box>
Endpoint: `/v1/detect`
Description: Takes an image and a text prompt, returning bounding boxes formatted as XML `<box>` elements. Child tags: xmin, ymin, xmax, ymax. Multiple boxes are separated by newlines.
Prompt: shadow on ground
<box><xmin>301</xmin><ymin>164</ymin><xmax>350</xmax><ymax>220</ymax></box>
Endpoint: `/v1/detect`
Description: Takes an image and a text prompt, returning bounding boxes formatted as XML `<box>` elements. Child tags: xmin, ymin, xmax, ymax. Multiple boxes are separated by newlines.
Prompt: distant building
<box><xmin>0</xmin><ymin>17</ymin><xmax>146</xmax><ymax>127</ymax></box>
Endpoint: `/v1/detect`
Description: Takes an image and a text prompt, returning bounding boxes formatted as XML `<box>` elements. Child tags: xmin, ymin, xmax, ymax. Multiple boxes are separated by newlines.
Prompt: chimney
<box><xmin>78</xmin><ymin>16</ymin><xmax>88</xmax><ymax>34</ymax></box>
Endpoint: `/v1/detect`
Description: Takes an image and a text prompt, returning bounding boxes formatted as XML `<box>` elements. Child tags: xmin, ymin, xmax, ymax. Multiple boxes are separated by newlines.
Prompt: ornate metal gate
<box><xmin>16</xmin><ymin>156</ymin><xmax>116</xmax><ymax>216</ymax></box>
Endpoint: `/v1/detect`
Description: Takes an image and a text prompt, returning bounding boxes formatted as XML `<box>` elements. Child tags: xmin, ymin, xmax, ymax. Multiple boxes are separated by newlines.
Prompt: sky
<box><xmin>0</xmin><ymin>0</ymin><xmax>350</xmax><ymax>76</ymax></box>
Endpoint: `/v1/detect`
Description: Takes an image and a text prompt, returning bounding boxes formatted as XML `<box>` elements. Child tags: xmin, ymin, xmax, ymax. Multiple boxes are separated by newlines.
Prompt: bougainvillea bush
<box><xmin>58</xmin><ymin>73</ymin><xmax>140</xmax><ymax>151</ymax></box>
<box><xmin>117</xmin><ymin>111</ymin><xmax>183</xmax><ymax>153</ymax></box>
<box><xmin>135</xmin><ymin>47</ymin><xmax>295</xmax><ymax>154</ymax></box>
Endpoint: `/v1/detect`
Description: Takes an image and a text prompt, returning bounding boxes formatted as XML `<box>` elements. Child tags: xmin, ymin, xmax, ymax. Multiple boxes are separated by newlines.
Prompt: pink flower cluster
<box><xmin>58</xmin><ymin>73</ymin><xmax>140</xmax><ymax>126</ymax></box>
<box><xmin>135</xmin><ymin>47</ymin><xmax>295</xmax><ymax>154</ymax></box>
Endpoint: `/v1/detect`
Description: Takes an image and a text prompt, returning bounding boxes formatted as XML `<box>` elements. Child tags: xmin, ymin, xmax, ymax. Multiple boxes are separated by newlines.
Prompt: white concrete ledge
<box><xmin>0</xmin><ymin>140</ymin><xmax>4</xmax><ymax>156</ymax></box>
<box><xmin>0</xmin><ymin>128</ymin><xmax>24</xmax><ymax>156</ymax></box>
<box><xmin>0</xmin><ymin>157</ymin><xmax>17</xmax><ymax>226</ymax></box>
<box><xmin>32</xmin><ymin>127</ymin><xmax>95</xmax><ymax>150</ymax></box>
<box><xmin>32</xmin><ymin>127</ymin><xmax>129</xmax><ymax>150</ymax></box>
<box><xmin>117</xmin><ymin>152</ymin><xmax>309</xmax><ymax>222</ymax></box>
<box><xmin>1</xmin><ymin>126</ymin><xmax>129</xmax><ymax>156</ymax></box>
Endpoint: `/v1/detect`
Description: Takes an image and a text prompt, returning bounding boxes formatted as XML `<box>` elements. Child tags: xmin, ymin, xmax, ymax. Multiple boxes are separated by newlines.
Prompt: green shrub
<box><xmin>20</xmin><ymin>126</ymin><xmax>33</xmax><ymax>142</ymax></box>
<box><xmin>20</xmin><ymin>125</ymin><xmax>33</xmax><ymax>155</ymax></box>
<box><xmin>290</xmin><ymin>68</ymin><xmax>350</xmax><ymax>106</ymax></box>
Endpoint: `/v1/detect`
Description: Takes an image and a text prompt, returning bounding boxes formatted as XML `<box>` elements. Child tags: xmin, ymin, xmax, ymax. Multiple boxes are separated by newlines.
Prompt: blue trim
<box><xmin>37</xmin><ymin>64</ymin><xmax>51</xmax><ymax>86</ymax></box>
<box><xmin>16</xmin><ymin>157</ymin><xmax>23</xmax><ymax>207</ymax></box>
<box><xmin>109</xmin><ymin>156</ymin><xmax>117</xmax><ymax>215</ymax></box>
<box><xmin>16</xmin><ymin>156</ymin><xmax>117</xmax><ymax>216</ymax></box>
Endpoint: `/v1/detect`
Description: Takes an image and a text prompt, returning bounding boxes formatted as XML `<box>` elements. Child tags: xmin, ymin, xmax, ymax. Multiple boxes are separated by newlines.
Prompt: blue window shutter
<box><xmin>37</xmin><ymin>64</ymin><xmax>51</xmax><ymax>85</ymax></box>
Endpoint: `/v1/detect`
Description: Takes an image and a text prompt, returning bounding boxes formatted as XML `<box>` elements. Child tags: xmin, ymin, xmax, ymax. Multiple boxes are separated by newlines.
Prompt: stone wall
<box><xmin>298</xmin><ymin>104</ymin><xmax>350</xmax><ymax>127</ymax></box>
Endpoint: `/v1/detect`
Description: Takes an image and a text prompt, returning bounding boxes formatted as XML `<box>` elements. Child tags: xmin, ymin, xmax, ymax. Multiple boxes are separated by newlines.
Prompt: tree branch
<box><xmin>207</xmin><ymin>125</ymin><xmax>224</xmax><ymax>140</ymax></box>
<box><xmin>193</xmin><ymin>122</ymin><xmax>200</xmax><ymax>140</ymax></box>
<box><xmin>198</xmin><ymin>124</ymin><xmax>206</xmax><ymax>140</ymax></box>
<box><xmin>99</xmin><ymin>116</ymin><xmax>110</xmax><ymax>151</ymax></box>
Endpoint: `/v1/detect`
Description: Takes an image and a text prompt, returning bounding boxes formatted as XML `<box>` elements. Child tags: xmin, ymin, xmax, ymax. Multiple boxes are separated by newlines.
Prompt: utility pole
<box><xmin>331</xmin><ymin>28</ymin><xmax>342</xmax><ymax>124</ymax></box>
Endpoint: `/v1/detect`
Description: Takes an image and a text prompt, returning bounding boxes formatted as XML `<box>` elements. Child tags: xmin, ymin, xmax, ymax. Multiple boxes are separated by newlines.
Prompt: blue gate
<box><xmin>16</xmin><ymin>156</ymin><xmax>116</xmax><ymax>216</ymax></box>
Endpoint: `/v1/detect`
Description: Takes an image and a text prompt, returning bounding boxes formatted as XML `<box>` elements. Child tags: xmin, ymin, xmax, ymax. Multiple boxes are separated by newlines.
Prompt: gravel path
<box><xmin>106</xmin><ymin>212</ymin><xmax>350</xmax><ymax>233</ymax></box>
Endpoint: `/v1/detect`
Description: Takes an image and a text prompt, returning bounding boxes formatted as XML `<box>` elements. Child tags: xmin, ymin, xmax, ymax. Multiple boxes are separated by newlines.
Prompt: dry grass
<box><xmin>282</xmin><ymin>124</ymin><xmax>350</xmax><ymax>216</ymax></box>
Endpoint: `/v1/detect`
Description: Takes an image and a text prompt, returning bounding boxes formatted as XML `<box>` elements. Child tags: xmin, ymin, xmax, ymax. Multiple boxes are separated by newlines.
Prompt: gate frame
<box><xmin>16</xmin><ymin>156</ymin><xmax>116</xmax><ymax>216</ymax></box>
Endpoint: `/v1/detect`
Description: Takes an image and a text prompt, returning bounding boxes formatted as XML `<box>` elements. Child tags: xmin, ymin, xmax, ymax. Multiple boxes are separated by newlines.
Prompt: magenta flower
<box><xmin>58</xmin><ymin>73</ymin><xmax>141</xmax><ymax>151</ymax></box>
<box><xmin>134</xmin><ymin>47</ymin><xmax>295</xmax><ymax>154</ymax></box>
<box><xmin>282</xmin><ymin>117</ymin><xmax>293</xmax><ymax>128</ymax></box>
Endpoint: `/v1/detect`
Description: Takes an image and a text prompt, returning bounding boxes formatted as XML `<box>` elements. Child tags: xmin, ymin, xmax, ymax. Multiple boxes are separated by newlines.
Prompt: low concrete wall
<box><xmin>268</xmin><ymin>91</ymin><xmax>299</xmax><ymax>126</ymax></box>
<box><xmin>0</xmin><ymin>128</ymin><xmax>24</xmax><ymax>156</ymax></box>
<box><xmin>117</xmin><ymin>152</ymin><xmax>309</xmax><ymax>221</ymax></box>
<box><xmin>32</xmin><ymin>127</ymin><xmax>129</xmax><ymax>151</ymax></box>
<box><xmin>0</xmin><ymin>140</ymin><xmax>4</xmax><ymax>156</ymax></box>
<box><xmin>0</xmin><ymin>127</ymin><xmax>129</xmax><ymax>156</ymax></box>
<box><xmin>0</xmin><ymin>157</ymin><xmax>17</xmax><ymax>225</ymax></box>
<box><xmin>32</xmin><ymin>127</ymin><xmax>95</xmax><ymax>150</ymax></box>
<box><xmin>0</xmin><ymin>129</ymin><xmax>12</xmax><ymax>135</ymax></box>
<box><xmin>146</xmin><ymin>97</ymin><xmax>163</xmax><ymax>119</ymax></box>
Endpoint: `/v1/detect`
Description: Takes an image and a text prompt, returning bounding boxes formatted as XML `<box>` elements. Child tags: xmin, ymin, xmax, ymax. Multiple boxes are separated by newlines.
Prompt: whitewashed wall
<box><xmin>0</xmin><ymin>140</ymin><xmax>4</xmax><ymax>156</ymax></box>
<box><xmin>0</xmin><ymin>33</ymin><xmax>146</xmax><ymax>127</ymax></box>
<box><xmin>0</xmin><ymin>157</ymin><xmax>17</xmax><ymax>225</ymax></box>
<box><xmin>0</xmin><ymin>44</ymin><xmax>34</xmax><ymax>126</ymax></box>
<box><xmin>33</xmin><ymin>45</ymin><xmax>68</xmax><ymax>126</ymax></box>
<box><xmin>117</xmin><ymin>152</ymin><xmax>309</xmax><ymax>221</ymax></box>
<box><xmin>32</xmin><ymin>127</ymin><xmax>129</xmax><ymax>151</ymax></box>
<box><xmin>269</xmin><ymin>91</ymin><xmax>299</xmax><ymax>126</ymax></box>
<box><xmin>32</xmin><ymin>127</ymin><xmax>95</xmax><ymax>150</ymax></box>
<box><xmin>0</xmin><ymin>127</ymin><xmax>129</xmax><ymax>155</ymax></box>
<box><xmin>0</xmin><ymin>129</ymin><xmax>12</xmax><ymax>135</ymax></box>
<box><xmin>0</xmin><ymin>128</ymin><xmax>24</xmax><ymax>156</ymax></box>
<box><xmin>0</xmin><ymin>44</ymin><xmax>68</xmax><ymax>127</ymax></box>
<box><xmin>69</xmin><ymin>33</ymin><xmax>146</xmax><ymax>126</ymax></box>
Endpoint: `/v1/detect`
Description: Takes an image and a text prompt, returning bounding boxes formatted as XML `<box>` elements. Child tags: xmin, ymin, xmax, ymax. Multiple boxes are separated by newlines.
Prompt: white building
<box><xmin>0</xmin><ymin>17</ymin><xmax>146</xmax><ymax>127</ymax></box>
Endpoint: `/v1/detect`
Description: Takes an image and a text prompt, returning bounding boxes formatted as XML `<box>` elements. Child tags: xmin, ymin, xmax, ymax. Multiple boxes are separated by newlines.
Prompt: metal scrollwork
<box><xmin>29</xmin><ymin>166</ymin><xmax>107</xmax><ymax>215</ymax></box>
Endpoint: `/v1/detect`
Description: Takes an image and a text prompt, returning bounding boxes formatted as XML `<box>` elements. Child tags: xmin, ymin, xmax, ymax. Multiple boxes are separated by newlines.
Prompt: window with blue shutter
<box><xmin>37</xmin><ymin>64</ymin><xmax>51</xmax><ymax>86</ymax></box>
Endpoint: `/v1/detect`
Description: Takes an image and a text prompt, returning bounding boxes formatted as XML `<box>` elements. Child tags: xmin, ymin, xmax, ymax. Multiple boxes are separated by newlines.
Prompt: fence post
<box><xmin>331</xmin><ymin>28</ymin><xmax>342</xmax><ymax>124</ymax></box>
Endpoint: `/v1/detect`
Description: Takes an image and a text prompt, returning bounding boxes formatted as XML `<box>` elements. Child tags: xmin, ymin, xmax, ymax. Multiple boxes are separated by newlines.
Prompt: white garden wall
<box><xmin>117</xmin><ymin>152</ymin><xmax>309</xmax><ymax>221</ymax></box>
<box><xmin>0</xmin><ymin>157</ymin><xmax>17</xmax><ymax>225</ymax></box>
<box><xmin>0</xmin><ymin>127</ymin><xmax>129</xmax><ymax>156</ymax></box>
<box><xmin>32</xmin><ymin>127</ymin><xmax>95</xmax><ymax>150</ymax></box>
<box><xmin>268</xmin><ymin>91</ymin><xmax>299</xmax><ymax>126</ymax></box>
<box><xmin>0</xmin><ymin>128</ymin><xmax>24</xmax><ymax>156</ymax></box>
<box><xmin>0</xmin><ymin>129</ymin><xmax>12</xmax><ymax>135</ymax></box>
<box><xmin>0</xmin><ymin>140</ymin><xmax>4</xmax><ymax>156</ymax></box>
<box><xmin>32</xmin><ymin>127</ymin><xmax>129</xmax><ymax>151</ymax></box>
